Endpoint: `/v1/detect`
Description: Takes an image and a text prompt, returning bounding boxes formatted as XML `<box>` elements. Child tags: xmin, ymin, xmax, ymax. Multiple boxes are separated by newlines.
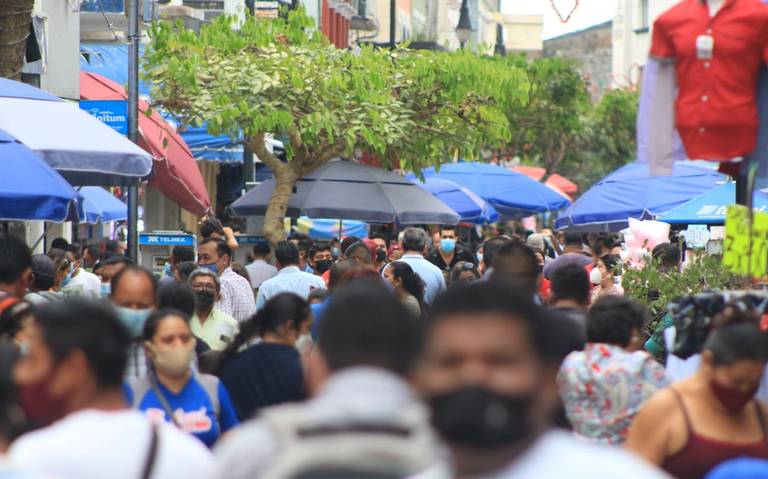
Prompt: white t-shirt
<box><xmin>62</xmin><ymin>269</ymin><xmax>101</xmax><ymax>299</ymax></box>
<box><xmin>487</xmin><ymin>430</ymin><xmax>670</xmax><ymax>479</ymax></box>
<box><xmin>10</xmin><ymin>409</ymin><xmax>216</xmax><ymax>479</ymax></box>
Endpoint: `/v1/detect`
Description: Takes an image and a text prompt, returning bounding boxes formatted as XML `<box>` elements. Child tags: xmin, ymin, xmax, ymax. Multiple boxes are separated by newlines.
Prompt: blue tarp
<box><xmin>418</xmin><ymin>162</ymin><xmax>571</xmax><ymax>217</ymax></box>
<box><xmin>556</xmin><ymin>162</ymin><xmax>726</xmax><ymax>231</ymax></box>
<box><xmin>79</xmin><ymin>186</ymin><xmax>128</xmax><ymax>224</ymax></box>
<box><xmin>658</xmin><ymin>182</ymin><xmax>768</xmax><ymax>225</ymax></box>
<box><xmin>410</xmin><ymin>177</ymin><xmax>499</xmax><ymax>224</ymax></box>
<box><xmin>79</xmin><ymin>43</ymin><xmax>242</xmax><ymax>163</ymax></box>
<box><xmin>295</xmin><ymin>217</ymin><xmax>368</xmax><ymax>240</ymax></box>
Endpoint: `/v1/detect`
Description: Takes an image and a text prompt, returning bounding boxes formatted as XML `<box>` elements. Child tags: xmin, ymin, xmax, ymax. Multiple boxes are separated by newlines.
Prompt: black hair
<box><xmin>218</xmin><ymin>293</ymin><xmax>310</xmax><ymax>368</ymax></box>
<box><xmin>105</xmin><ymin>240</ymin><xmax>122</xmax><ymax>253</ymax></box>
<box><xmin>339</xmin><ymin>236</ymin><xmax>361</xmax><ymax>257</ymax></box>
<box><xmin>564</xmin><ymin>232</ymin><xmax>583</xmax><ymax>247</ymax></box>
<box><xmin>329</xmin><ymin>259</ymin><xmax>358</xmax><ymax>290</ymax></box>
<box><xmin>171</xmin><ymin>246</ymin><xmax>195</xmax><ymax>264</ymax></box>
<box><xmin>252</xmin><ymin>241</ymin><xmax>271</xmax><ymax>258</ymax></box>
<box><xmin>157</xmin><ymin>281</ymin><xmax>196</xmax><ymax>318</ymax></box>
<box><xmin>200</xmin><ymin>217</ymin><xmax>225</xmax><ymax>239</ymax></box>
<box><xmin>550</xmin><ymin>263</ymin><xmax>590</xmax><ymax>305</ymax></box>
<box><xmin>449</xmin><ymin>261</ymin><xmax>480</xmax><ymax>283</ymax></box>
<box><xmin>591</xmin><ymin>237</ymin><xmax>612</xmax><ymax>257</ymax></box>
<box><xmin>705</xmin><ymin>309</ymin><xmax>768</xmax><ymax>367</ymax></box>
<box><xmin>369</xmin><ymin>233</ymin><xmax>389</xmax><ymax>247</ymax></box>
<box><xmin>587</xmin><ymin>296</ymin><xmax>648</xmax><ymax>347</ymax></box>
<box><xmin>401</xmin><ymin>227</ymin><xmax>427</xmax><ymax>253</ymax></box>
<box><xmin>308</xmin><ymin>242</ymin><xmax>331</xmax><ymax>261</ymax></box>
<box><xmin>387</xmin><ymin>261</ymin><xmax>425</xmax><ymax>306</ymax></box>
<box><xmin>652</xmin><ymin>243</ymin><xmax>681</xmax><ymax>271</ymax></box>
<box><xmin>174</xmin><ymin>261</ymin><xmax>198</xmax><ymax>282</ymax></box>
<box><xmin>46</xmin><ymin>249</ymin><xmax>70</xmax><ymax>277</ymax></box>
<box><xmin>294</xmin><ymin>238</ymin><xmax>314</xmax><ymax>255</ymax></box>
<box><xmin>142</xmin><ymin>308</ymin><xmax>191</xmax><ymax>342</ymax></box>
<box><xmin>439</xmin><ymin>225</ymin><xmax>457</xmax><ymax>235</ymax></box>
<box><xmin>50</xmin><ymin>238</ymin><xmax>69</xmax><ymax>251</ymax></box>
<box><xmin>482</xmin><ymin>236</ymin><xmax>511</xmax><ymax>269</ymax></box>
<box><xmin>428</xmin><ymin>280</ymin><xmax>549</xmax><ymax>360</ymax></box>
<box><xmin>275</xmin><ymin>240</ymin><xmax>300</xmax><ymax>266</ymax></box>
<box><xmin>0</xmin><ymin>300</ymin><xmax>33</xmax><ymax>340</ymax></box>
<box><xmin>200</xmin><ymin>237</ymin><xmax>232</xmax><ymax>260</ymax></box>
<box><xmin>309</xmin><ymin>288</ymin><xmax>329</xmax><ymax>302</ymax></box>
<box><xmin>317</xmin><ymin>281</ymin><xmax>421</xmax><ymax>375</ymax></box>
<box><xmin>598</xmin><ymin>254</ymin><xmax>621</xmax><ymax>276</ymax></box>
<box><xmin>85</xmin><ymin>244</ymin><xmax>100</xmax><ymax>258</ymax></box>
<box><xmin>491</xmin><ymin>242</ymin><xmax>539</xmax><ymax>296</ymax></box>
<box><xmin>0</xmin><ymin>235</ymin><xmax>32</xmax><ymax>285</ymax></box>
<box><xmin>344</xmin><ymin>242</ymin><xmax>372</xmax><ymax>264</ymax></box>
<box><xmin>101</xmin><ymin>255</ymin><xmax>133</xmax><ymax>268</ymax></box>
<box><xmin>35</xmin><ymin>299</ymin><xmax>130</xmax><ymax>388</ymax></box>
<box><xmin>64</xmin><ymin>244</ymin><xmax>81</xmax><ymax>259</ymax></box>
<box><xmin>111</xmin><ymin>265</ymin><xmax>158</xmax><ymax>300</ymax></box>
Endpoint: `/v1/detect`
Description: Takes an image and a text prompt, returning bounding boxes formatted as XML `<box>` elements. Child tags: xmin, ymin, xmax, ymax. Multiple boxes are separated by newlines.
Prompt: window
<box><xmin>634</xmin><ymin>0</ymin><xmax>650</xmax><ymax>33</ymax></box>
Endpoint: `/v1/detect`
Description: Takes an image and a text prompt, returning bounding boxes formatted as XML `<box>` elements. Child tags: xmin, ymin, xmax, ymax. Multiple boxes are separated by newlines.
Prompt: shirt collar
<box><xmin>401</xmin><ymin>253</ymin><xmax>425</xmax><ymax>259</ymax></box>
<box><xmin>278</xmin><ymin>265</ymin><xmax>301</xmax><ymax>275</ymax></box>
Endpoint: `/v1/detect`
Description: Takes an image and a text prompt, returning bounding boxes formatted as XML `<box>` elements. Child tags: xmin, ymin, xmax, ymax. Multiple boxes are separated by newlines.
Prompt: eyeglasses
<box><xmin>454</xmin><ymin>262</ymin><xmax>476</xmax><ymax>272</ymax></box>
<box><xmin>191</xmin><ymin>284</ymin><xmax>217</xmax><ymax>292</ymax></box>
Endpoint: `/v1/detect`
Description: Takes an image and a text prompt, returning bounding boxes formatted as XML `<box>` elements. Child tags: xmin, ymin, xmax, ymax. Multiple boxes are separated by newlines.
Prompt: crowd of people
<box><xmin>0</xmin><ymin>220</ymin><xmax>765</xmax><ymax>479</ymax></box>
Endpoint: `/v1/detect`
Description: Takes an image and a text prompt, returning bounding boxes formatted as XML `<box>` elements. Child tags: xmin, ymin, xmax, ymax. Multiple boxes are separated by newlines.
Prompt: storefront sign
<box><xmin>80</xmin><ymin>100</ymin><xmax>128</xmax><ymax>135</ymax></box>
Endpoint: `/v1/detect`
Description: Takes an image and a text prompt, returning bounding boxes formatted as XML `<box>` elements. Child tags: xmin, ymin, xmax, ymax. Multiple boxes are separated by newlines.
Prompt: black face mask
<box><xmin>376</xmin><ymin>248</ymin><xmax>387</xmax><ymax>263</ymax></box>
<box><xmin>195</xmin><ymin>290</ymin><xmax>215</xmax><ymax>310</ymax></box>
<box><xmin>429</xmin><ymin>386</ymin><xmax>534</xmax><ymax>447</ymax></box>
<box><xmin>314</xmin><ymin>259</ymin><xmax>333</xmax><ymax>274</ymax></box>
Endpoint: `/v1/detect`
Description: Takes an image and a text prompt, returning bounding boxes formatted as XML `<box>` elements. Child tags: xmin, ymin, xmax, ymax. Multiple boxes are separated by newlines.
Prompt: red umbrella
<box><xmin>79</xmin><ymin>72</ymin><xmax>211</xmax><ymax>216</ymax></box>
<box><xmin>512</xmin><ymin>165</ymin><xmax>547</xmax><ymax>181</ymax></box>
<box><xmin>545</xmin><ymin>173</ymin><xmax>579</xmax><ymax>195</ymax></box>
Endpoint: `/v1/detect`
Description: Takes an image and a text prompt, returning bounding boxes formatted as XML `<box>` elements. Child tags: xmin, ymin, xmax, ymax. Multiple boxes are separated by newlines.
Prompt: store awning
<box><xmin>80</xmin><ymin>72</ymin><xmax>211</xmax><ymax>216</ymax></box>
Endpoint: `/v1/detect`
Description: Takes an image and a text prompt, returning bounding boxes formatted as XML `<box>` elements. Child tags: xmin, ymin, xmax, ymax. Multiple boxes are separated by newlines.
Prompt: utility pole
<box><xmin>389</xmin><ymin>0</ymin><xmax>396</xmax><ymax>49</ymax></box>
<box><xmin>243</xmin><ymin>0</ymin><xmax>256</xmax><ymax>191</ymax></box>
<box><xmin>127</xmin><ymin>0</ymin><xmax>140</xmax><ymax>261</ymax></box>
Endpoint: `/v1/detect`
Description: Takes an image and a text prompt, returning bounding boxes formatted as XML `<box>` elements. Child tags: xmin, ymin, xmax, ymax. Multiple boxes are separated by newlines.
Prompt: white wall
<box><xmin>39</xmin><ymin>0</ymin><xmax>80</xmax><ymax>99</ymax></box>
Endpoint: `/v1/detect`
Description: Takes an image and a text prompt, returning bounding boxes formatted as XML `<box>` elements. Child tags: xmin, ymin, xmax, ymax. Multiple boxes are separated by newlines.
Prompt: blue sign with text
<box><xmin>235</xmin><ymin>235</ymin><xmax>266</xmax><ymax>245</ymax></box>
<box><xmin>80</xmin><ymin>100</ymin><xmax>129</xmax><ymax>135</ymax></box>
<box><xmin>139</xmin><ymin>234</ymin><xmax>195</xmax><ymax>246</ymax></box>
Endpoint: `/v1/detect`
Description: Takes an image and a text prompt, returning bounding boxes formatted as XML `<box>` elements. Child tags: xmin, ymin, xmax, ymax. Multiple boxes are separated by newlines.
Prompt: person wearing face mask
<box><xmin>109</xmin><ymin>265</ymin><xmax>158</xmax><ymax>379</ymax></box>
<box><xmin>60</xmin><ymin>245</ymin><xmax>101</xmax><ymax>299</ymax></box>
<box><xmin>45</xmin><ymin>249</ymin><xmax>71</xmax><ymax>296</ymax></box>
<box><xmin>627</xmin><ymin>308</ymin><xmax>768</xmax><ymax>479</ymax></box>
<box><xmin>590</xmin><ymin>254</ymin><xmax>624</xmax><ymax>303</ymax></box>
<box><xmin>125</xmin><ymin>309</ymin><xmax>240</xmax><ymax>448</ymax></box>
<box><xmin>25</xmin><ymin>255</ymin><xmax>62</xmax><ymax>305</ymax></box>
<box><xmin>215</xmin><ymin>293</ymin><xmax>311</xmax><ymax>421</ymax></box>
<box><xmin>9</xmin><ymin>299</ymin><xmax>216</xmax><ymax>478</ymax></box>
<box><xmin>97</xmin><ymin>255</ymin><xmax>132</xmax><ymax>298</ymax></box>
<box><xmin>214</xmin><ymin>282</ymin><xmax>446</xmax><ymax>479</ymax></box>
<box><xmin>307</xmin><ymin>243</ymin><xmax>333</xmax><ymax>278</ymax></box>
<box><xmin>255</xmin><ymin>241</ymin><xmax>325</xmax><ymax>311</ymax></box>
<box><xmin>189</xmin><ymin>269</ymin><xmax>239</xmax><ymax>351</ymax></box>
<box><xmin>197</xmin><ymin>238</ymin><xmax>256</xmax><ymax>323</ymax></box>
<box><xmin>416</xmin><ymin>281</ymin><xmax>667</xmax><ymax>479</ymax></box>
<box><xmin>425</xmin><ymin>225</ymin><xmax>476</xmax><ymax>275</ymax></box>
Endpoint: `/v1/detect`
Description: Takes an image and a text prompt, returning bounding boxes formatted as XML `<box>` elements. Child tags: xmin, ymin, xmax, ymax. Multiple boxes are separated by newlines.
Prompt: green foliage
<box><xmin>622</xmin><ymin>254</ymin><xmax>741</xmax><ymax>332</ymax></box>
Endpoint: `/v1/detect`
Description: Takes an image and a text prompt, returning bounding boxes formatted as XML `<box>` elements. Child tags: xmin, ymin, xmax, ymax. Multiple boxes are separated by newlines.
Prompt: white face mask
<box><xmin>589</xmin><ymin>267</ymin><xmax>602</xmax><ymax>285</ymax></box>
<box><xmin>295</xmin><ymin>334</ymin><xmax>313</xmax><ymax>353</ymax></box>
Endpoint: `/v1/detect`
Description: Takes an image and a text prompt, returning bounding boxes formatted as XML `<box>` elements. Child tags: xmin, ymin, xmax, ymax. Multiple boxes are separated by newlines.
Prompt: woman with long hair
<box><xmin>216</xmin><ymin>293</ymin><xmax>312</xmax><ymax>420</ymax></box>
<box><xmin>383</xmin><ymin>261</ymin><xmax>426</xmax><ymax>319</ymax></box>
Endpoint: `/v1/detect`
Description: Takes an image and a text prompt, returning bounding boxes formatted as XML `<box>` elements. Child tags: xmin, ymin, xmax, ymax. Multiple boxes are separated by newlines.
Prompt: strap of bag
<box><xmin>140</xmin><ymin>424</ymin><xmax>159</xmax><ymax>479</ymax></box>
<box><xmin>149</xmin><ymin>372</ymin><xmax>182</xmax><ymax>428</ymax></box>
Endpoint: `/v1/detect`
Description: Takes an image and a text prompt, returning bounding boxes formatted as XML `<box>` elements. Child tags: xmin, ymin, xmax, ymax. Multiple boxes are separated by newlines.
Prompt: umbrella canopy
<box><xmin>0</xmin><ymin>77</ymin><xmax>152</xmax><ymax>186</ymax></box>
<box><xmin>231</xmin><ymin>161</ymin><xmax>460</xmax><ymax>225</ymax></box>
<box><xmin>658</xmin><ymin>182</ymin><xmax>768</xmax><ymax>225</ymax></box>
<box><xmin>80</xmin><ymin>72</ymin><xmax>211</xmax><ymax>216</ymax></box>
<box><xmin>411</xmin><ymin>177</ymin><xmax>499</xmax><ymax>224</ymax></box>
<box><xmin>556</xmin><ymin>162</ymin><xmax>725</xmax><ymax>231</ymax></box>
<box><xmin>79</xmin><ymin>186</ymin><xmax>128</xmax><ymax>224</ymax></box>
<box><xmin>0</xmin><ymin>129</ymin><xmax>80</xmax><ymax>222</ymax></box>
<box><xmin>546</xmin><ymin>173</ymin><xmax>579</xmax><ymax>195</ymax></box>
<box><xmin>419</xmin><ymin>162</ymin><xmax>571</xmax><ymax>217</ymax></box>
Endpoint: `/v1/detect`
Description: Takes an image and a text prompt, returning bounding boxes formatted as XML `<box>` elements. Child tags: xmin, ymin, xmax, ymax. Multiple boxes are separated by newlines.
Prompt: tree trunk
<box><xmin>262</xmin><ymin>167</ymin><xmax>298</xmax><ymax>244</ymax></box>
<box><xmin>0</xmin><ymin>0</ymin><xmax>35</xmax><ymax>80</ymax></box>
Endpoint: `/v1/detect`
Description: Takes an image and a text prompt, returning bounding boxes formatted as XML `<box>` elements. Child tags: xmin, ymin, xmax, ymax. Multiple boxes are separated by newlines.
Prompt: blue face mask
<box><xmin>440</xmin><ymin>239</ymin><xmax>457</xmax><ymax>254</ymax></box>
<box><xmin>100</xmin><ymin>282</ymin><xmax>111</xmax><ymax>298</ymax></box>
<box><xmin>115</xmin><ymin>306</ymin><xmax>152</xmax><ymax>338</ymax></box>
<box><xmin>163</xmin><ymin>262</ymin><xmax>173</xmax><ymax>278</ymax></box>
<box><xmin>61</xmin><ymin>268</ymin><xmax>73</xmax><ymax>289</ymax></box>
<box><xmin>198</xmin><ymin>262</ymin><xmax>219</xmax><ymax>274</ymax></box>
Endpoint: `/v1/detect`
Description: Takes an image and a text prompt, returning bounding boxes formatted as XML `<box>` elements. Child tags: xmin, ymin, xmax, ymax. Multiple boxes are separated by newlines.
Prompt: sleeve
<box><xmin>255</xmin><ymin>285</ymin><xmax>266</xmax><ymax>311</ymax></box>
<box><xmin>437</xmin><ymin>270</ymin><xmax>447</xmax><ymax>293</ymax></box>
<box><xmin>217</xmin><ymin>380</ymin><xmax>241</xmax><ymax>431</ymax></box>
<box><xmin>218</xmin><ymin>282</ymin><xmax>235</xmax><ymax>316</ymax></box>
<box><xmin>649</xmin><ymin>18</ymin><xmax>675</xmax><ymax>61</ymax></box>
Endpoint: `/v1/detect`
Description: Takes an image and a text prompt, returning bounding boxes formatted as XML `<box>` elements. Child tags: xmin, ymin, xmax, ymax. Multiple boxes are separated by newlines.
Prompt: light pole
<box><xmin>127</xmin><ymin>0</ymin><xmax>140</xmax><ymax>261</ymax></box>
<box><xmin>494</xmin><ymin>0</ymin><xmax>505</xmax><ymax>56</ymax></box>
<box><xmin>455</xmin><ymin>0</ymin><xmax>473</xmax><ymax>49</ymax></box>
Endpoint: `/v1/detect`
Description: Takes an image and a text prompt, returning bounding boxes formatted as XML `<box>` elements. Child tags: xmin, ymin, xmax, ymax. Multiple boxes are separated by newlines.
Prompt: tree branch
<box><xmin>249</xmin><ymin>133</ymin><xmax>285</xmax><ymax>173</ymax></box>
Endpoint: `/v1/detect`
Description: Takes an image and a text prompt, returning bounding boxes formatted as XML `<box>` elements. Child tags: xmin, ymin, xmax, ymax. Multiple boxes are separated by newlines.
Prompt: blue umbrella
<box><xmin>556</xmin><ymin>162</ymin><xmax>725</xmax><ymax>231</ymax></box>
<box><xmin>658</xmin><ymin>182</ymin><xmax>768</xmax><ymax>225</ymax></box>
<box><xmin>411</xmin><ymin>177</ymin><xmax>499</xmax><ymax>224</ymax></box>
<box><xmin>418</xmin><ymin>162</ymin><xmax>571</xmax><ymax>217</ymax></box>
<box><xmin>79</xmin><ymin>186</ymin><xmax>128</xmax><ymax>224</ymax></box>
<box><xmin>0</xmin><ymin>129</ymin><xmax>80</xmax><ymax>221</ymax></box>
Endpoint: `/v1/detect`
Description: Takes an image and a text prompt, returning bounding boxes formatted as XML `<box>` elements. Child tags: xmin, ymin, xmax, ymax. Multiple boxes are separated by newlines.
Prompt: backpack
<box><xmin>255</xmin><ymin>402</ymin><xmax>449</xmax><ymax>479</ymax></box>
<box><xmin>128</xmin><ymin>373</ymin><xmax>221</xmax><ymax>420</ymax></box>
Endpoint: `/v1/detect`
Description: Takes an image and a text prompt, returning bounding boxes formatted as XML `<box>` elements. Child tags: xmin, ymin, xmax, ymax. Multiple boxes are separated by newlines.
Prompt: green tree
<box><xmin>0</xmin><ymin>0</ymin><xmax>35</xmax><ymax>80</ymax></box>
<box><xmin>144</xmin><ymin>9</ymin><xmax>529</xmax><ymax>242</ymax></box>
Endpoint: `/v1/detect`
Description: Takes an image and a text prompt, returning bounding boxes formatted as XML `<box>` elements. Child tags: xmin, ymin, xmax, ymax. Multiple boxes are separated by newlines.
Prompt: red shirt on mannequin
<box><xmin>651</xmin><ymin>0</ymin><xmax>768</xmax><ymax>174</ymax></box>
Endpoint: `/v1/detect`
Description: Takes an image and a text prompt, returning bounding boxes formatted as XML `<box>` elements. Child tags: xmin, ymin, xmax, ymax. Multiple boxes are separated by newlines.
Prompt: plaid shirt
<box><xmin>124</xmin><ymin>342</ymin><xmax>148</xmax><ymax>380</ymax></box>
<box><xmin>217</xmin><ymin>267</ymin><xmax>257</xmax><ymax>323</ymax></box>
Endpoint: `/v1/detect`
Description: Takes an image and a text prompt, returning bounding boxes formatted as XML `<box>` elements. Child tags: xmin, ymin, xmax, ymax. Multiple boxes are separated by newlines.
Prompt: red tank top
<box><xmin>662</xmin><ymin>389</ymin><xmax>768</xmax><ymax>479</ymax></box>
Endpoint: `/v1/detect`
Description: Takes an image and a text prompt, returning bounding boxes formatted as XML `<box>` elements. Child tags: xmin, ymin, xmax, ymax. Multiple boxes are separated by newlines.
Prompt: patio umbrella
<box><xmin>419</xmin><ymin>162</ymin><xmax>571</xmax><ymax>217</ymax></box>
<box><xmin>0</xmin><ymin>77</ymin><xmax>152</xmax><ymax>186</ymax></box>
<box><xmin>78</xmin><ymin>186</ymin><xmax>128</xmax><ymax>224</ymax></box>
<box><xmin>411</xmin><ymin>177</ymin><xmax>499</xmax><ymax>224</ymax></box>
<box><xmin>80</xmin><ymin>72</ymin><xmax>211</xmax><ymax>216</ymax></box>
<box><xmin>657</xmin><ymin>182</ymin><xmax>768</xmax><ymax>225</ymax></box>
<box><xmin>231</xmin><ymin>160</ymin><xmax>460</xmax><ymax>225</ymax></box>
<box><xmin>555</xmin><ymin>162</ymin><xmax>725</xmax><ymax>231</ymax></box>
<box><xmin>0</xmin><ymin>129</ymin><xmax>80</xmax><ymax>222</ymax></box>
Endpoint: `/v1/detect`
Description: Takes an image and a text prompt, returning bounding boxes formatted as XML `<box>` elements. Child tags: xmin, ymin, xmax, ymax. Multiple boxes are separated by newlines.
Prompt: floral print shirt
<box><xmin>557</xmin><ymin>343</ymin><xmax>669</xmax><ymax>445</ymax></box>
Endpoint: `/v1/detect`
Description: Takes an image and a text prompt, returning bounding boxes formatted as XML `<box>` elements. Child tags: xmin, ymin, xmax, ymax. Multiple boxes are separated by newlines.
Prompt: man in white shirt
<box><xmin>198</xmin><ymin>238</ymin><xmax>256</xmax><ymax>323</ymax></box>
<box><xmin>10</xmin><ymin>299</ymin><xmax>215</xmax><ymax>479</ymax></box>
<box><xmin>244</xmin><ymin>240</ymin><xmax>277</xmax><ymax>291</ymax></box>
<box><xmin>414</xmin><ymin>281</ymin><xmax>669</xmax><ymax>479</ymax></box>
<box><xmin>255</xmin><ymin>241</ymin><xmax>325</xmax><ymax>310</ymax></box>
<box><xmin>397</xmin><ymin>227</ymin><xmax>446</xmax><ymax>305</ymax></box>
<box><xmin>61</xmin><ymin>245</ymin><xmax>101</xmax><ymax>299</ymax></box>
<box><xmin>216</xmin><ymin>282</ymin><xmax>446</xmax><ymax>479</ymax></box>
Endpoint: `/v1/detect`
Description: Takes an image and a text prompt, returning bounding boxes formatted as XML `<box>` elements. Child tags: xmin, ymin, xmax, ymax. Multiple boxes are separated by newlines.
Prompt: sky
<box><xmin>501</xmin><ymin>0</ymin><xmax>616</xmax><ymax>39</ymax></box>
